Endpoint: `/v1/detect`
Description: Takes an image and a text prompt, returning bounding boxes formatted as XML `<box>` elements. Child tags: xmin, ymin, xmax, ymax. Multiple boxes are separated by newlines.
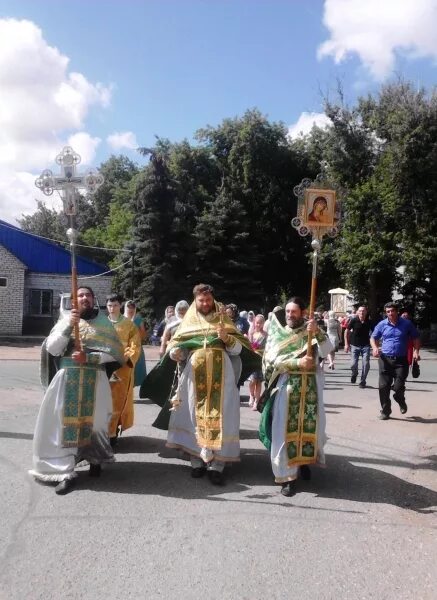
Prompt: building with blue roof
<box><xmin>0</xmin><ymin>219</ymin><xmax>113</xmax><ymax>335</ymax></box>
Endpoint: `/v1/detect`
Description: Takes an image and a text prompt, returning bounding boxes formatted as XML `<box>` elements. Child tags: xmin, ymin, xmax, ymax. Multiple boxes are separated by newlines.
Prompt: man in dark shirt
<box><xmin>345</xmin><ymin>305</ymin><xmax>373</xmax><ymax>388</ymax></box>
<box><xmin>370</xmin><ymin>302</ymin><xmax>420</xmax><ymax>420</ymax></box>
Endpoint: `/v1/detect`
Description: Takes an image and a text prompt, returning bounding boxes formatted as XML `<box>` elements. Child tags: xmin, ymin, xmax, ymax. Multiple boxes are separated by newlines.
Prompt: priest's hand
<box><xmin>299</xmin><ymin>355</ymin><xmax>314</xmax><ymax>370</ymax></box>
<box><xmin>216</xmin><ymin>323</ymin><xmax>230</xmax><ymax>344</ymax></box>
<box><xmin>72</xmin><ymin>350</ymin><xmax>87</xmax><ymax>364</ymax></box>
<box><xmin>170</xmin><ymin>347</ymin><xmax>184</xmax><ymax>362</ymax></box>
<box><xmin>306</xmin><ymin>319</ymin><xmax>319</xmax><ymax>334</ymax></box>
<box><xmin>70</xmin><ymin>309</ymin><xmax>80</xmax><ymax>327</ymax></box>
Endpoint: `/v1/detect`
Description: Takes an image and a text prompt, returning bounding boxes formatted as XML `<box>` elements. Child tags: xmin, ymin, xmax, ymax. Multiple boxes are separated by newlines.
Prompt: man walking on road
<box><xmin>30</xmin><ymin>287</ymin><xmax>125</xmax><ymax>495</ymax></box>
<box><xmin>370</xmin><ymin>302</ymin><xmax>420</xmax><ymax>420</ymax></box>
<box><xmin>345</xmin><ymin>305</ymin><xmax>373</xmax><ymax>388</ymax></box>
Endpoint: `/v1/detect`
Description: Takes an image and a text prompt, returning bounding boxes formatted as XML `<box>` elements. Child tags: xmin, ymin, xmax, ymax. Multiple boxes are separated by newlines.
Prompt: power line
<box><xmin>79</xmin><ymin>257</ymin><xmax>133</xmax><ymax>279</ymax></box>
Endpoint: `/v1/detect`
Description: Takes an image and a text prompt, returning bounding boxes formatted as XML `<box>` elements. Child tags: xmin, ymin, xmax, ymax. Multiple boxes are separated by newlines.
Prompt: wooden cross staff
<box><xmin>35</xmin><ymin>146</ymin><xmax>104</xmax><ymax>351</ymax></box>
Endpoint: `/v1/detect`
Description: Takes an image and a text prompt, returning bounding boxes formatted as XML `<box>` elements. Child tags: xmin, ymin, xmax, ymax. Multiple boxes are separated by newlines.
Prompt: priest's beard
<box><xmin>80</xmin><ymin>307</ymin><xmax>96</xmax><ymax>320</ymax></box>
<box><xmin>288</xmin><ymin>317</ymin><xmax>305</xmax><ymax>329</ymax></box>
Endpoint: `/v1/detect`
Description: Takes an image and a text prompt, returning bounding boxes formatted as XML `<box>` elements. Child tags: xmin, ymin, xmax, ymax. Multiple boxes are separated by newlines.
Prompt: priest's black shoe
<box><xmin>191</xmin><ymin>467</ymin><xmax>206</xmax><ymax>479</ymax></box>
<box><xmin>55</xmin><ymin>478</ymin><xmax>75</xmax><ymax>495</ymax></box>
<box><xmin>89</xmin><ymin>464</ymin><xmax>102</xmax><ymax>477</ymax></box>
<box><xmin>208</xmin><ymin>470</ymin><xmax>224</xmax><ymax>486</ymax></box>
<box><xmin>280</xmin><ymin>481</ymin><xmax>296</xmax><ymax>497</ymax></box>
<box><xmin>300</xmin><ymin>465</ymin><xmax>311</xmax><ymax>481</ymax></box>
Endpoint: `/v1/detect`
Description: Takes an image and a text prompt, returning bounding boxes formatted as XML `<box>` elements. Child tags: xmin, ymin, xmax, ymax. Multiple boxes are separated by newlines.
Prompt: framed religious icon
<box><xmin>303</xmin><ymin>188</ymin><xmax>336</xmax><ymax>228</ymax></box>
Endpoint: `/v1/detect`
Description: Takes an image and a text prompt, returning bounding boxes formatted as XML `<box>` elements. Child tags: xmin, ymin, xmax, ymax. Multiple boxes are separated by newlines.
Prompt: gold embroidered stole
<box><xmin>168</xmin><ymin>300</ymin><xmax>247</xmax><ymax>450</ymax></box>
<box><xmin>192</xmin><ymin>347</ymin><xmax>224</xmax><ymax>449</ymax></box>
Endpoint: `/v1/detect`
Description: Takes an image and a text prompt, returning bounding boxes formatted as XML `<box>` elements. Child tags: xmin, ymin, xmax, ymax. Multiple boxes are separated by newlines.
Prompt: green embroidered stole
<box><xmin>60</xmin><ymin>357</ymin><xmax>102</xmax><ymax>448</ymax></box>
<box><xmin>285</xmin><ymin>371</ymin><xmax>318</xmax><ymax>465</ymax></box>
<box><xmin>62</xmin><ymin>313</ymin><xmax>124</xmax><ymax>448</ymax></box>
<box><xmin>263</xmin><ymin>314</ymin><xmax>319</xmax><ymax>465</ymax></box>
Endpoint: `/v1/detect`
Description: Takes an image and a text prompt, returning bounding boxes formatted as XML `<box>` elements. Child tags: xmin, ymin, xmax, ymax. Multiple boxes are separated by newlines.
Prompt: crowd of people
<box><xmin>29</xmin><ymin>284</ymin><xmax>421</xmax><ymax>497</ymax></box>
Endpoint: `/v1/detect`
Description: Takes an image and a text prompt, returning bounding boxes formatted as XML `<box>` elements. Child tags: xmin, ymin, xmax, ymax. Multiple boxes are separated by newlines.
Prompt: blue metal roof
<box><xmin>0</xmin><ymin>220</ymin><xmax>109</xmax><ymax>275</ymax></box>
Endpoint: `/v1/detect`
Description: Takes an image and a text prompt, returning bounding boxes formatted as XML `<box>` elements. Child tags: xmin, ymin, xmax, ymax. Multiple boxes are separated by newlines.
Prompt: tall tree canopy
<box><xmin>19</xmin><ymin>84</ymin><xmax>437</xmax><ymax>325</ymax></box>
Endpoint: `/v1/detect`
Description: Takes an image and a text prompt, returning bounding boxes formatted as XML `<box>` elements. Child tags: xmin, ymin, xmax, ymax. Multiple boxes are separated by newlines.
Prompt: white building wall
<box><xmin>0</xmin><ymin>244</ymin><xmax>26</xmax><ymax>334</ymax></box>
<box><xmin>24</xmin><ymin>273</ymin><xmax>113</xmax><ymax>315</ymax></box>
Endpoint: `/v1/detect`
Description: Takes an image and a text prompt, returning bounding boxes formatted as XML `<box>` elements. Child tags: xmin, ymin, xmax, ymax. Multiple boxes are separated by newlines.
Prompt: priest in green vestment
<box><xmin>259</xmin><ymin>297</ymin><xmax>332</xmax><ymax>497</ymax></box>
<box><xmin>30</xmin><ymin>286</ymin><xmax>125</xmax><ymax>495</ymax></box>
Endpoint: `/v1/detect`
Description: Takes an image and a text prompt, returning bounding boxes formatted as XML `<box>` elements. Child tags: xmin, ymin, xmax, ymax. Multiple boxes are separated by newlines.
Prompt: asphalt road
<box><xmin>0</xmin><ymin>345</ymin><xmax>436</xmax><ymax>600</ymax></box>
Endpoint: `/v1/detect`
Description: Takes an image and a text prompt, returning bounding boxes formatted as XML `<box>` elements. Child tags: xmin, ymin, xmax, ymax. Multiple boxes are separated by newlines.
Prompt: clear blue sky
<box><xmin>0</xmin><ymin>0</ymin><xmax>436</xmax><ymax>221</ymax></box>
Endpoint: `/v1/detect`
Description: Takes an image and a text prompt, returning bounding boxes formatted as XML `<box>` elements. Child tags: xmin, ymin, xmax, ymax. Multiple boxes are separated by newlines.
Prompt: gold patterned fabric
<box><xmin>169</xmin><ymin>301</ymin><xmax>250</xmax><ymax>450</ymax></box>
<box><xmin>168</xmin><ymin>300</ymin><xmax>252</xmax><ymax>352</ymax></box>
<box><xmin>192</xmin><ymin>347</ymin><xmax>225</xmax><ymax>449</ymax></box>
<box><xmin>108</xmin><ymin>316</ymin><xmax>142</xmax><ymax>436</ymax></box>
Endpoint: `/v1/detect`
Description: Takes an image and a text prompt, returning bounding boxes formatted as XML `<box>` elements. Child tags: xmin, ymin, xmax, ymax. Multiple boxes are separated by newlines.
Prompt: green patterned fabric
<box><xmin>284</xmin><ymin>372</ymin><xmax>318</xmax><ymax>462</ymax></box>
<box><xmin>259</xmin><ymin>314</ymin><xmax>325</xmax><ymax>464</ymax></box>
<box><xmin>60</xmin><ymin>357</ymin><xmax>104</xmax><ymax>448</ymax></box>
<box><xmin>141</xmin><ymin>334</ymin><xmax>261</xmax><ymax>430</ymax></box>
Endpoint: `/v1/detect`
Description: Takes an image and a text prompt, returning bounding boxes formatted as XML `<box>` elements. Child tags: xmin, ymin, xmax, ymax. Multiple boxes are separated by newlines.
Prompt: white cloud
<box><xmin>107</xmin><ymin>131</ymin><xmax>138</xmax><ymax>151</ymax></box>
<box><xmin>318</xmin><ymin>0</ymin><xmax>437</xmax><ymax>80</ymax></box>
<box><xmin>0</xmin><ymin>171</ymin><xmax>55</xmax><ymax>224</ymax></box>
<box><xmin>288</xmin><ymin>112</ymin><xmax>331</xmax><ymax>139</ymax></box>
<box><xmin>67</xmin><ymin>132</ymin><xmax>101</xmax><ymax>165</ymax></box>
<box><xmin>0</xmin><ymin>18</ymin><xmax>111</xmax><ymax>223</ymax></box>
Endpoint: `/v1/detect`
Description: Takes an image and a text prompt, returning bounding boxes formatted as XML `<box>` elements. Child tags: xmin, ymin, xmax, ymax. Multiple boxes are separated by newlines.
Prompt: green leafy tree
<box><xmin>129</xmin><ymin>141</ymin><xmax>192</xmax><ymax>321</ymax></box>
<box><xmin>194</xmin><ymin>188</ymin><xmax>263</xmax><ymax>306</ymax></box>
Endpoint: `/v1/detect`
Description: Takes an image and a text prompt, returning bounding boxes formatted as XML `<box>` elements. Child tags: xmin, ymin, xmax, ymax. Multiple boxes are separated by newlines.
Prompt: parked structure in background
<box><xmin>0</xmin><ymin>219</ymin><xmax>112</xmax><ymax>335</ymax></box>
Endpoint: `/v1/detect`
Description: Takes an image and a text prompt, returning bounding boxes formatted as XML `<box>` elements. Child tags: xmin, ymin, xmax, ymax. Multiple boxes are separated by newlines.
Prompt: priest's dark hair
<box><xmin>193</xmin><ymin>283</ymin><xmax>215</xmax><ymax>297</ymax></box>
<box><xmin>77</xmin><ymin>285</ymin><xmax>95</xmax><ymax>298</ymax></box>
<box><xmin>287</xmin><ymin>296</ymin><xmax>306</xmax><ymax>311</ymax></box>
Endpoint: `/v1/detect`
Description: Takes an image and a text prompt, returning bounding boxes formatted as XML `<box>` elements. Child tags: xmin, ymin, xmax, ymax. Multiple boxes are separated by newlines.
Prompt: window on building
<box><xmin>0</xmin><ymin>277</ymin><xmax>7</xmax><ymax>287</ymax></box>
<box><xmin>29</xmin><ymin>289</ymin><xmax>53</xmax><ymax>316</ymax></box>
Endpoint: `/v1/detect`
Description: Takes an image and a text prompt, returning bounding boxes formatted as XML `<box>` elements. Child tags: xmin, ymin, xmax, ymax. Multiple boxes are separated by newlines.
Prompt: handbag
<box><xmin>411</xmin><ymin>359</ymin><xmax>420</xmax><ymax>379</ymax></box>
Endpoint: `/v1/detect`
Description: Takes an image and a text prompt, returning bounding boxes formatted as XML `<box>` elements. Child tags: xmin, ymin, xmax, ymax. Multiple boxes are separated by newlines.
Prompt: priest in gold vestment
<box><xmin>141</xmin><ymin>284</ymin><xmax>260</xmax><ymax>485</ymax></box>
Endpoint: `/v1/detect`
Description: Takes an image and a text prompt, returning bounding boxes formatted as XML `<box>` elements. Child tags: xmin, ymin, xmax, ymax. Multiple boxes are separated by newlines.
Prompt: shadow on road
<box><xmin>311</xmin><ymin>453</ymin><xmax>437</xmax><ymax>513</ymax></box>
<box><xmin>0</xmin><ymin>431</ymin><xmax>33</xmax><ymax>440</ymax></box>
<box><xmin>325</xmin><ymin>404</ymin><xmax>362</xmax><ymax>410</ymax></box>
<box><xmin>68</xmin><ymin>437</ymin><xmax>437</xmax><ymax>514</ymax></box>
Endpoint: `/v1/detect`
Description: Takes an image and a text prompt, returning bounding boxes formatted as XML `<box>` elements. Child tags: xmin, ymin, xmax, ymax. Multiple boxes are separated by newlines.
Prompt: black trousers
<box><xmin>378</xmin><ymin>354</ymin><xmax>409</xmax><ymax>415</ymax></box>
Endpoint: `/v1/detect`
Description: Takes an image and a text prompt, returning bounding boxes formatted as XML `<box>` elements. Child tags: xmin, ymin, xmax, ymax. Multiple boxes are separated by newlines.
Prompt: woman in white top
<box><xmin>324</xmin><ymin>310</ymin><xmax>342</xmax><ymax>369</ymax></box>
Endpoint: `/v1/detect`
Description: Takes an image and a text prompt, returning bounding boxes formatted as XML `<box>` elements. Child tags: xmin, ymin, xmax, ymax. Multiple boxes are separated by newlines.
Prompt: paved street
<box><xmin>0</xmin><ymin>343</ymin><xmax>436</xmax><ymax>600</ymax></box>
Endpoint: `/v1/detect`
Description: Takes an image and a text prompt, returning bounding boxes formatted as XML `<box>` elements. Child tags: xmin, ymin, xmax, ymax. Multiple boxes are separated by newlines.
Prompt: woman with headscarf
<box><xmin>159</xmin><ymin>300</ymin><xmax>189</xmax><ymax>357</ymax></box>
